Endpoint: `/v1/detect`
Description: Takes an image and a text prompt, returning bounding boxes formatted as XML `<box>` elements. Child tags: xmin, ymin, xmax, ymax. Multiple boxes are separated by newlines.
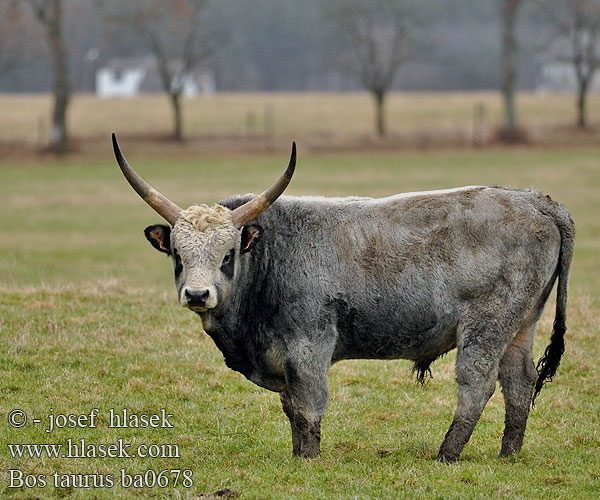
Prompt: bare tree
<box><xmin>569</xmin><ymin>0</ymin><xmax>600</xmax><ymax>128</ymax></box>
<box><xmin>26</xmin><ymin>0</ymin><xmax>71</xmax><ymax>153</ymax></box>
<box><xmin>325</xmin><ymin>0</ymin><xmax>408</xmax><ymax>137</ymax></box>
<box><xmin>547</xmin><ymin>0</ymin><xmax>600</xmax><ymax>128</ymax></box>
<box><xmin>500</xmin><ymin>0</ymin><xmax>523</xmax><ymax>141</ymax></box>
<box><xmin>104</xmin><ymin>0</ymin><xmax>217</xmax><ymax>141</ymax></box>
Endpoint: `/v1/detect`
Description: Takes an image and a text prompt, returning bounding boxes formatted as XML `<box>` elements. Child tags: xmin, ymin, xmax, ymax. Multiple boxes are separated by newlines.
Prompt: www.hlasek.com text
<box><xmin>8</xmin><ymin>438</ymin><xmax>180</xmax><ymax>459</ymax></box>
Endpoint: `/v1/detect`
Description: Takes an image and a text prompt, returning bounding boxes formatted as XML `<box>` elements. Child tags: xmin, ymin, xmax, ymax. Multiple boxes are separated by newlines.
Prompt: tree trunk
<box><xmin>500</xmin><ymin>0</ymin><xmax>520</xmax><ymax>140</ymax></box>
<box><xmin>374</xmin><ymin>89</ymin><xmax>386</xmax><ymax>137</ymax></box>
<box><xmin>577</xmin><ymin>76</ymin><xmax>589</xmax><ymax>129</ymax></box>
<box><xmin>47</xmin><ymin>0</ymin><xmax>70</xmax><ymax>153</ymax></box>
<box><xmin>170</xmin><ymin>92</ymin><xmax>183</xmax><ymax>141</ymax></box>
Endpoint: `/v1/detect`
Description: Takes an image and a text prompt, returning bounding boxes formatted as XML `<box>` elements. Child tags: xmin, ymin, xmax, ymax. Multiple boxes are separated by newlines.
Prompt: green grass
<box><xmin>1</xmin><ymin>148</ymin><xmax>599</xmax><ymax>499</ymax></box>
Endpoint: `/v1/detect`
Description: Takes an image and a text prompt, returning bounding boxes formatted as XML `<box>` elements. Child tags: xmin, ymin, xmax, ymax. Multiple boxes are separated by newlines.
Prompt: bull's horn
<box><xmin>112</xmin><ymin>133</ymin><xmax>182</xmax><ymax>225</ymax></box>
<box><xmin>231</xmin><ymin>141</ymin><xmax>296</xmax><ymax>227</ymax></box>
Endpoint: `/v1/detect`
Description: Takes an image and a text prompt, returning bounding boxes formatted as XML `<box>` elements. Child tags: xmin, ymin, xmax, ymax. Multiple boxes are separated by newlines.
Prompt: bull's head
<box><xmin>112</xmin><ymin>133</ymin><xmax>295</xmax><ymax>312</ymax></box>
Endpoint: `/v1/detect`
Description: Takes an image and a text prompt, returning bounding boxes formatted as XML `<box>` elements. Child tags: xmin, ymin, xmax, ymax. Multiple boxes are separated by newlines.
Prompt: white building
<box><xmin>536</xmin><ymin>37</ymin><xmax>600</xmax><ymax>93</ymax></box>
<box><xmin>96</xmin><ymin>57</ymin><xmax>216</xmax><ymax>97</ymax></box>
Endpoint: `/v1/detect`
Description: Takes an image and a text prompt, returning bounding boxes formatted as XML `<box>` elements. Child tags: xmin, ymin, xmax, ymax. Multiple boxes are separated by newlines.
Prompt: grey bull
<box><xmin>113</xmin><ymin>134</ymin><xmax>575</xmax><ymax>462</ymax></box>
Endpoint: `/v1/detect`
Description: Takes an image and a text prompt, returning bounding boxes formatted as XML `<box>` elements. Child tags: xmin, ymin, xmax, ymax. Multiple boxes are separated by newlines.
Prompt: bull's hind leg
<box><xmin>498</xmin><ymin>322</ymin><xmax>537</xmax><ymax>457</ymax></box>
<box><xmin>437</xmin><ymin>320</ymin><xmax>507</xmax><ymax>462</ymax></box>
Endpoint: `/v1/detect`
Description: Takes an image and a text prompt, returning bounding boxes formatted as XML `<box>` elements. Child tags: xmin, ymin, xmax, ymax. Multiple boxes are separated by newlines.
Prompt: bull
<box><xmin>112</xmin><ymin>133</ymin><xmax>574</xmax><ymax>462</ymax></box>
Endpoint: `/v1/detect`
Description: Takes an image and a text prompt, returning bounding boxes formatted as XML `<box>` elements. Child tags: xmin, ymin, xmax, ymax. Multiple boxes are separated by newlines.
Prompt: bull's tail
<box><xmin>532</xmin><ymin>203</ymin><xmax>575</xmax><ymax>406</ymax></box>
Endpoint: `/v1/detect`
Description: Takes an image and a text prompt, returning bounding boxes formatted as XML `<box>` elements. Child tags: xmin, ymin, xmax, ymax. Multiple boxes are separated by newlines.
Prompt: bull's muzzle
<box><xmin>185</xmin><ymin>289</ymin><xmax>209</xmax><ymax>307</ymax></box>
<box><xmin>183</xmin><ymin>287</ymin><xmax>217</xmax><ymax>311</ymax></box>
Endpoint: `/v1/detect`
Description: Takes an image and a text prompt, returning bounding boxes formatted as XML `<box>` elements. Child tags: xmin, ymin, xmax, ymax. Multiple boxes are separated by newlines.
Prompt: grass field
<box><xmin>1</xmin><ymin>146</ymin><xmax>599</xmax><ymax>499</ymax></box>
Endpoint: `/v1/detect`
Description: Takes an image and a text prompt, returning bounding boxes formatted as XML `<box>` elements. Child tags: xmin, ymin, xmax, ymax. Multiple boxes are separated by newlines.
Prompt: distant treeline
<box><xmin>0</xmin><ymin>0</ymin><xmax>549</xmax><ymax>93</ymax></box>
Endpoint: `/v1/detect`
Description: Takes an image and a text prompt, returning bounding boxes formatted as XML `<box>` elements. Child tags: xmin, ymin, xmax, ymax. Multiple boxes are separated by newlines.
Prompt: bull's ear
<box><xmin>144</xmin><ymin>224</ymin><xmax>171</xmax><ymax>255</ymax></box>
<box><xmin>241</xmin><ymin>224</ymin><xmax>262</xmax><ymax>253</ymax></box>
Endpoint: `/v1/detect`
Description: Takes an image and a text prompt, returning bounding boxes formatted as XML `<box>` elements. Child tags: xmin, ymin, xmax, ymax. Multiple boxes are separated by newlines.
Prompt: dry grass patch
<box><xmin>3</xmin><ymin>92</ymin><xmax>600</xmax><ymax>154</ymax></box>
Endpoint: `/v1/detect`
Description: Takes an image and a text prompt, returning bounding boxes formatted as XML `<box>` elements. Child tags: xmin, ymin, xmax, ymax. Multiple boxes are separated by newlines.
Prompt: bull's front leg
<box><xmin>279</xmin><ymin>357</ymin><xmax>329</xmax><ymax>458</ymax></box>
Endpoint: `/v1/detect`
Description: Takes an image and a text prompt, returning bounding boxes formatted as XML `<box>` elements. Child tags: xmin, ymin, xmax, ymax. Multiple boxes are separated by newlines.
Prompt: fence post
<box><xmin>37</xmin><ymin>114</ymin><xmax>48</xmax><ymax>150</ymax></box>
<box><xmin>472</xmin><ymin>102</ymin><xmax>487</xmax><ymax>147</ymax></box>
<box><xmin>264</xmin><ymin>103</ymin><xmax>274</xmax><ymax>151</ymax></box>
<box><xmin>246</xmin><ymin>110</ymin><xmax>256</xmax><ymax>136</ymax></box>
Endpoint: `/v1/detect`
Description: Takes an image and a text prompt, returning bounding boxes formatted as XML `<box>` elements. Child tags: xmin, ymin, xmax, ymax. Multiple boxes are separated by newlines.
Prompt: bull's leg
<box><xmin>279</xmin><ymin>357</ymin><xmax>329</xmax><ymax>458</ymax></box>
<box><xmin>437</xmin><ymin>333</ymin><xmax>502</xmax><ymax>463</ymax></box>
<box><xmin>498</xmin><ymin>323</ymin><xmax>537</xmax><ymax>457</ymax></box>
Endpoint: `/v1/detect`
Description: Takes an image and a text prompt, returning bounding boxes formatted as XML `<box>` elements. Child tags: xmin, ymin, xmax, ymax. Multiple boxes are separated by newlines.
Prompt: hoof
<box><xmin>499</xmin><ymin>441</ymin><xmax>522</xmax><ymax>458</ymax></box>
<box><xmin>294</xmin><ymin>448</ymin><xmax>320</xmax><ymax>459</ymax></box>
<box><xmin>436</xmin><ymin>452</ymin><xmax>459</xmax><ymax>463</ymax></box>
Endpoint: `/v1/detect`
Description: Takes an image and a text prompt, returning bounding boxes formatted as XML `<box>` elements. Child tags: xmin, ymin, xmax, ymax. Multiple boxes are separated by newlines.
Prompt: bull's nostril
<box><xmin>185</xmin><ymin>289</ymin><xmax>210</xmax><ymax>307</ymax></box>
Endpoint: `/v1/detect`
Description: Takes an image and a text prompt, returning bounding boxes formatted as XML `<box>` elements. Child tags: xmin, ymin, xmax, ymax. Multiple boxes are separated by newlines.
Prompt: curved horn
<box><xmin>112</xmin><ymin>133</ymin><xmax>182</xmax><ymax>225</ymax></box>
<box><xmin>231</xmin><ymin>141</ymin><xmax>296</xmax><ymax>227</ymax></box>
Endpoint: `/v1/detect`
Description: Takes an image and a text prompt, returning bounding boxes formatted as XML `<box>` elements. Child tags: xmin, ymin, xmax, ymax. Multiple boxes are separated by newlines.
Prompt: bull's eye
<box><xmin>220</xmin><ymin>249</ymin><xmax>235</xmax><ymax>278</ymax></box>
<box><xmin>222</xmin><ymin>250</ymin><xmax>233</xmax><ymax>265</ymax></box>
<box><xmin>173</xmin><ymin>249</ymin><xmax>183</xmax><ymax>278</ymax></box>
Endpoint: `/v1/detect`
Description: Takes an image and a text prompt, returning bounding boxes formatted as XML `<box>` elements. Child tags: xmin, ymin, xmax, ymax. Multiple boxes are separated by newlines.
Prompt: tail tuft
<box><xmin>532</xmin><ymin>315</ymin><xmax>566</xmax><ymax>406</ymax></box>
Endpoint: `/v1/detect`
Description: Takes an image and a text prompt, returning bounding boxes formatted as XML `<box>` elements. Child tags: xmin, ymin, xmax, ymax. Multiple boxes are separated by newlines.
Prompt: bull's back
<box><xmin>321</xmin><ymin>187</ymin><xmax>563</xmax><ymax>361</ymax></box>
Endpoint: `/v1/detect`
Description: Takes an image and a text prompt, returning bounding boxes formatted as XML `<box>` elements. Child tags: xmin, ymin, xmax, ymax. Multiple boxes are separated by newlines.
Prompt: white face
<box><xmin>170</xmin><ymin>206</ymin><xmax>240</xmax><ymax>312</ymax></box>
